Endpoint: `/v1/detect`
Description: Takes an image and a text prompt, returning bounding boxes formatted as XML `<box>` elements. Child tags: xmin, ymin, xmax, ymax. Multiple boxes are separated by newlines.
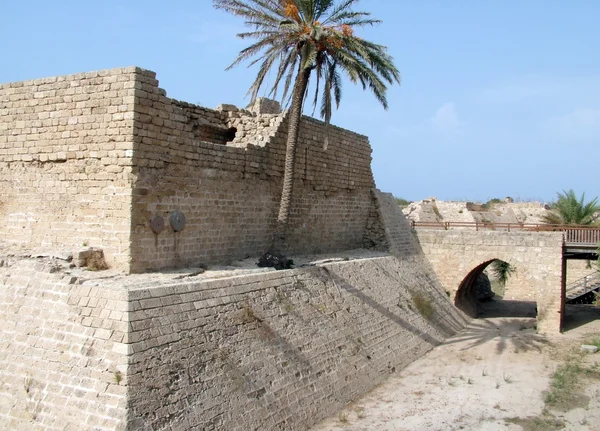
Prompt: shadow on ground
<box><xmin>478</xmin><ymin>299</ymin><xmax>537</xmax><ymax>318</ymax></box>
<box><xmin>443</xmin><ymin>317</ymin><xmax>548</xmax><ymax>354</ymax></box>
<box><xmin>563</xmin><ymin>304</ymin><xmax>600</xmax><ymax>332</ymax></box>
<box><xmin>441</xmin><ymin>299</ymin><xmax>548</xmax><ymax>354</ymax></box>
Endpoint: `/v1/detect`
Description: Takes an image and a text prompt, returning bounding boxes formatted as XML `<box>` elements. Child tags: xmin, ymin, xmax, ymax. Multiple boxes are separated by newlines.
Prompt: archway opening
<box><xmin>455</xmin><ymin>260</ymin><xmax>494</xmax><ymax>317</ymax></box>
<box><xmin>455</xmin><ymin>259</ymin><xmax>536</xmax><ymax>319</ymax></box>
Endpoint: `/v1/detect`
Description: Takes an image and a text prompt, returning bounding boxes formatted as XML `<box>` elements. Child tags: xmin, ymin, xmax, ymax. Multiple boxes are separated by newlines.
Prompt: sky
<box><xmin>1</xmin><ymin>1</ymin><xmax>598</xmax><ymax>203</ymax></box>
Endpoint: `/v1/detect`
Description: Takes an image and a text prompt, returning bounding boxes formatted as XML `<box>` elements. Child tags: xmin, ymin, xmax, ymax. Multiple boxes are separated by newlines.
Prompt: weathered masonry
<box><xmin>0</xmin><ymin>192</ymin><xmax>469</xmax><ymax>430</ymax></box>
<box><xmin>0</xmin><ymin>67</ymin><xmax>375</xmax><ymax>273</ymax></box>
<box><xmin>415</xmin><ymin>230</ymin><xmax>564</xmax><ymax>333</ymax></box>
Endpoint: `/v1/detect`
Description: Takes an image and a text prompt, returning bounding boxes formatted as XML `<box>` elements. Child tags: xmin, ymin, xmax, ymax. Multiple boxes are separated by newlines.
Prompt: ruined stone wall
<box><xmin>1</xmin><ymin>67</ymin><xmax>375</xmax><ymax>272</ymax></box>
<box><xmin>129</xmin><ymin>70</ymin><xmax>373</xmax><ymax>272</ymax></box>
<box><xmin>0</xmin><ymin>68</ymin><xmax>137</xmax><ymax>268</ymax></box>
<box><xmin>0</xmin><ymin>259</ymin><xmax>129</xmax><ymax>430</ymax></box>
<box><xmin>171</xmin><ymin>100</ymin><xmax>232</xmax><ymax>145</ymax></box>
<box><xmin>415</xmin><ymin>230</ymin><xmax>564</xmax><ymax>333</ymax></box>
<box><xmin>124</xmin><ymin>256</ymin><xmax>467</xmax><ymax>430</ymax></box>
<box><xmin>0</xmin><ymin>185</ymin><xmax>469</xmax><ymax>430</ymax></box>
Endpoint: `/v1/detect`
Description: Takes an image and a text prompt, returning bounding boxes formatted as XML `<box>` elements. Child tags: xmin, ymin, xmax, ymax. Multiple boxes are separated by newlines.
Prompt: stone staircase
<box><xmin>566</xmin><ymin>271</ymin><xmax>600</xmax><ymax>303</ymax></box>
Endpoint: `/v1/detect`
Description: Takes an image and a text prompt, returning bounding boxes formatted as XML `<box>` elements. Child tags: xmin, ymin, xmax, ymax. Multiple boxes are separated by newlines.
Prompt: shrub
<box><xmin>411</xmin><ymin>291</ymin><xmax>434</xmax><ymax>320</ymax></box>
<box><xmin>394</xmin><ymin>197</ymin><xmax>411</xmax><ymax>207</ymax></box>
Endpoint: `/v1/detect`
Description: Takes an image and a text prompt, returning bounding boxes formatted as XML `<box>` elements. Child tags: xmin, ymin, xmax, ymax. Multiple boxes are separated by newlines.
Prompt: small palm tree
<box><xmin>490</xmin><ymin>260</ymin><xmax>515</xmax><ymax>287</ymax></box>
<box><xmin>542</xmin><ymin>190</ymin><xmax>600</xmax><ymax>225</ymax></box>
<box><xmin>214</xmin><ymin>0</ymin><xmax>400</xmax><ymax>263</ymax></box>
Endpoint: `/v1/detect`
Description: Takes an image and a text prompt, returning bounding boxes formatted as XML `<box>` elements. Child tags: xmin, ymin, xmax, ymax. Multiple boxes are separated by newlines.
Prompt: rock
<box><xmin>216</xmin><ymin>103</ymin><xmax>238</xmax><ymax>112</ymax></box>
<box><xmin>31</xmin><ymin>251</ymin><xmax>73</xmax><ymax>261</ymax></box>
<box><xmin>73</xmin><ymin>248</ymin><xmax>108</xmax><ymax>270</ymax></box>
<box><xmin>257</xmin><ymin>251</ymin><xmax>293</xmax><ymax>270</ymax></box>
<box><xmin>247</xmin><ymin>98</ymin><xmax>281</xmax><ymax>115</ymax></box>
<box><xmin>580</xmin><ymin>345</ymin><xmax>599</xmax><ymax>353</ymax></box>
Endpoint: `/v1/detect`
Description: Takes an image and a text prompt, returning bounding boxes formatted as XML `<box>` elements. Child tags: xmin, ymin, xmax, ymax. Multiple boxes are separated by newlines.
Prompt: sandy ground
<box><xmin>311</xmin><ymin>301</ymin><xmax>600</xmax><ymax>431</ymax></box>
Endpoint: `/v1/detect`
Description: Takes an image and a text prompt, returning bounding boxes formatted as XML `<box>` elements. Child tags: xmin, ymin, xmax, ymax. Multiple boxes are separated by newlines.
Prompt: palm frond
<box><xmin>215</xmin><ymin>0</ymin><xmax>400</xmax><ymax>117</ymax></box>
<box><xmin>490</xmin><ymin>260</ymin><xmax>516</xmax><ymax>287</ymax></box>
<box><xmin>543</xmin><ymin>189</ymin><xmax>600</xmax><ymax>225</ymax></box>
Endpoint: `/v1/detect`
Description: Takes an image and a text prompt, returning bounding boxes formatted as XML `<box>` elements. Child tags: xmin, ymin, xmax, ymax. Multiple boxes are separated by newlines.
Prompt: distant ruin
<box><xmin>402</xmin><ymin>197</ymin><xmax>552</xmax><ymax>225</ymax></box>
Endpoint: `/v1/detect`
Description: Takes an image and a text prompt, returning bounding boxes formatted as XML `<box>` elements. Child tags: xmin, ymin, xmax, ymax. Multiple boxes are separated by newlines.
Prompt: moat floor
<box><xmin>311</xmin><ymin>302</ymin><xmax>600</xmax><ymax>431</ymax></box>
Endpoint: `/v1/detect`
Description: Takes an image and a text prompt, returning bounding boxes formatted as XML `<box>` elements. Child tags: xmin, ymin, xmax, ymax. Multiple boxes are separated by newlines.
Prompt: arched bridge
<box><xmin>412</xmin><ymin>222</ymin><xmax>600</xmax><ymax>334</ymax></box>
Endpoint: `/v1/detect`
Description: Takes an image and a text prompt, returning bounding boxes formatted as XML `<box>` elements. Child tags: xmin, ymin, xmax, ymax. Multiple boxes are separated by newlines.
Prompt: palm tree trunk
<box><xmin>271</xmin><ymin>66</ymin><xmax>311</xmax><ymax>252</ymax></box>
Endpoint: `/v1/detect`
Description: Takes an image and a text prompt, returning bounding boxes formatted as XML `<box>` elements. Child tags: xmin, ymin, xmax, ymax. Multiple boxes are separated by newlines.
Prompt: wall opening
<box><xmin>455</xmin><ymin>260</ymin><xmax>494</xmax><ymax>317</ymax></box>
<box><xmin>190</xmin><ymin>123</ymin><xmax>237</xmax><ymax>145</ymax></box>
<box><xmin>455</xmin><ymin>259</ymin><xmax>535</xmax><ymax>318</ymax></box>
<box><xmin>224</xmin><ymin>127</ymin><xmax>237</xmax><ymax>142</ymax></box>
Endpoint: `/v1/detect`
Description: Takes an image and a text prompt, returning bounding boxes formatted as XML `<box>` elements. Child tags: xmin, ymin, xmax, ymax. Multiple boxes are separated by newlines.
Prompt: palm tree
<box><xmin>542</xmin><ymin>190</ymin><xmax>600</xmax><ymax>225</ymax></box>
<box><xmin>214</xmin><ymin>0</ymin><xmax>400</xmax><ymax>265</ymax></box>
<box><xmin>490</xmin><ymin>260</ymin><xmax>515</xmax><ymax>287</ymax></box>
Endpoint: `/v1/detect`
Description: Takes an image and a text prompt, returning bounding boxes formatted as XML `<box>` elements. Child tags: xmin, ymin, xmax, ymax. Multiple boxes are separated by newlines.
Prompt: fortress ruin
<box><xmin>0</xmin><ymin>67</ymin><xmax>583</xmax><ymax>430</ymax></box>
<box><xmin>0</xmin><ymin>67</ymin><xmax>471</xmax><ymax>429</ymax></box>
<box><xmin>0</xmin><ymin>67</ymin><xmax>379</xmax><ymax>273</ymax></box>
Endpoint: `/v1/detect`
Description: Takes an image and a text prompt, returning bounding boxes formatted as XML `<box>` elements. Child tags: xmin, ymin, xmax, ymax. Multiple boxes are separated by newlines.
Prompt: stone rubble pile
<box><xmin>402</xmin><ymin>197</ymin><xmax>552</xmax><ymax>225</ymax></box>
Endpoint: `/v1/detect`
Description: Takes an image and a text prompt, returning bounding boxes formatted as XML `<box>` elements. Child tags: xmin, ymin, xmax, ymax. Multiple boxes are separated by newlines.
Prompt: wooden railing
<box><xmin>564</xmin><ymin>228</ymin><xmax>600</xmax><ymax>244</ymax></box>
<box><xmin>410</xmin><ymin>221</ymin><xmax>600</xmax><ymax>245</ymax></box>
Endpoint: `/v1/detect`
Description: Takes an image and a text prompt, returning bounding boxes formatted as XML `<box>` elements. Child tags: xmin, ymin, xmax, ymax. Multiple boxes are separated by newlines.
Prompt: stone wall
<box><xmin>0</xmin><ymin>259</ymin><xmax>129</xmax><ymax>430</ymax></box>
<box><xmin>567</xmin><ymin>259</ymin><xmax>599</xmax><ymax>287</ymax></box>
<box><xmin>1</xmin><ymin>67</ymin><xmax>375</xmax><ymax>273</ymax></box>
<box><xmin>403</xmin><ymin>199</ymin><xmax>551</xmax><ymax>225</ymax></box>
<box><xmin>0</xmin><ymin>180</ymin><xmax>469</xmax><ymax>430</ymax></box>
<box><xmin>0</xmin><ymin>254</ymin><xmax>467</xmax><ymax>430</ymax></box>
<box><xmin>129</xmin><ymin>69</ymin><xmax>374</xmax><ymax>272</ymax></box>
<box><xmin>123</xmin><ymin>255</ymin><xmax>466</xmax><ymax>430</ymax></box>
<box><xmin>415</xmin><ymin>229</ymin><xmax>564</xmax><ymax>333</ymax></box>
<box><xmin>0</xmin><ymin>68</ymin><xmax>137</xmax><ymax>268</ymax></box>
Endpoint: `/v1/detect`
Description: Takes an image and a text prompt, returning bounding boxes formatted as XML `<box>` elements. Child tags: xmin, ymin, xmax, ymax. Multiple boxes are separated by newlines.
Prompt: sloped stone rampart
<box><xmin>0</xmin><ymin>254</ymin><xmax>468</xmax><ymax>430</ymax></box>
<box><xmin>372</xmin><ymin>190</ymin><xmax>423</xmax><ymax>257</ymax></box>
<box><xmin>0</xmin><ymin>260</ymin><xmax>129</xmax><ymax>430</ymax></box>
<box><xmin>123</xmin><ymin>256</ymin><xmax>467</xmax><ymax>430</ymax></box>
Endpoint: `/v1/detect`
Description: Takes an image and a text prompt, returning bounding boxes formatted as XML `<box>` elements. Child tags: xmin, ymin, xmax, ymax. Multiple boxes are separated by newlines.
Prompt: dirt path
<box><xmin>311</xmin><ymin>303</ymin><xmax>600</xmax><ymax>431</ymax></box>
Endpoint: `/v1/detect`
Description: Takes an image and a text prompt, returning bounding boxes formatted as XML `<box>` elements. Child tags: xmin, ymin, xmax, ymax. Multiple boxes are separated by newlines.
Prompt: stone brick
<box><xmin>1</xmin><ymin>67</ymin><xmax>376</xmax><ymax>273</ymax></box>
<box><xmin>415</xmin><ymin>229</ymin><xmax>564</xmax><ymax>333</ymax></box>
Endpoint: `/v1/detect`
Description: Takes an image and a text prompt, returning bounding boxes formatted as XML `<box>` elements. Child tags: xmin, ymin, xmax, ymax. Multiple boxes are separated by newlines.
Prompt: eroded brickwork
<box><xmin>1</xmin><ymin>67</ymin><xmax>375</xmax><ymax>272</ymax></box>
<box><xmin>0</xmin><ymin>260</ymin><xmax>129</xmax><ymax>430</ymax></box>
<box><xmin>0</xmin><ymin>68</ymin><xmax>138</xmax><ymax>268</ymax></box>
<box><xmin>129</xmin><ymin>70</ymin><xmax>374</xmax><ymax>272</ymax></box>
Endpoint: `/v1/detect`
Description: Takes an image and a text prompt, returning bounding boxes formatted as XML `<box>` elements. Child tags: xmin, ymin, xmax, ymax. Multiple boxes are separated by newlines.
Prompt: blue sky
<box><xmin>1</xmin><ymin>1</ymin><xmax>598</xmax><ymax>203</ymax></box>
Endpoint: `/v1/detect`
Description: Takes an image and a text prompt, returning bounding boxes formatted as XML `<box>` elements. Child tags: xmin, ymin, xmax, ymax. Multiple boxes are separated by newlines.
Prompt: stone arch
<box><xmin>414</xmin><ymin>230</ymin><xmax>565</xmax><ymax>333</ymax></box>
<box><xmin>454</xmin><ymin>259</ymin><xmax>496</xmax><ymax>317</ymax></box>
<box><xmin>452</xmin><ymin>253</ymin><xmax>524</xmax><ymax>317</ymax></box>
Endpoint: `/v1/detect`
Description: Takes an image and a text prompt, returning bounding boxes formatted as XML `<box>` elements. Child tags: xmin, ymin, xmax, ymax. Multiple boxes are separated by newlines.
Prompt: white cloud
<box><xmin>543</xmin><ymin>107</ymin><xmax>600</xmax><ymax>140</ymax></box>
<box><xmin>479</xmin><ymin>75</ymin><xmax>600</xmax><ymax>104</ymax></box>
<box><xmin>383</xmin><ymin>102</ymin><xmax>463</xmax><ymax>143</ymax></box>
<box><xmin>431</xmin><ymin>102</ymin><xmax>460</xmax><ymax>131</ymax></box>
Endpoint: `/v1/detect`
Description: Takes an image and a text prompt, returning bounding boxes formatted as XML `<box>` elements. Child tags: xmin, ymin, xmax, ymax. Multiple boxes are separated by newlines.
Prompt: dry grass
<box><xmin>505</xmin><ymin>415</ymin><xmax>565</xmax><ymax>431</ymax></box>
<box><xmin>410</xmin><ymin>291</ymin><xmax>434</xmax><ymax>320</ymax></box>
